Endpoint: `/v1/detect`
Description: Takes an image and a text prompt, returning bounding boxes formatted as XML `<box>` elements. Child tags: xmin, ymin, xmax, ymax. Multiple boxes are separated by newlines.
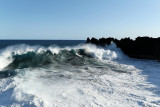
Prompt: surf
<box><xmin>0</xmin><ymin>43</ymin><xmax>160</xmax><ymax>107</ymax></box>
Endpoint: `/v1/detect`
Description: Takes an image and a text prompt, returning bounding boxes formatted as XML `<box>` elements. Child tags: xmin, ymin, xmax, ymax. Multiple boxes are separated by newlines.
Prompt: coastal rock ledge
<box><xmin>86</xmin><ymin>37</ymin><xmax>160</xmax><ymax>60</ymax></box>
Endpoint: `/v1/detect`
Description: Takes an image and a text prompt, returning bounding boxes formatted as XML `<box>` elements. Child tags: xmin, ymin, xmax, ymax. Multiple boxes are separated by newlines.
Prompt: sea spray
<box><xmin>0</xmin><ymin>43</ymin><xmax>160</xmax><ymax>107</ymax></box>
<box><xmin>0</xmin><ymin>43</ymin><xmax>119</xmax><ymax>71</ymax></box>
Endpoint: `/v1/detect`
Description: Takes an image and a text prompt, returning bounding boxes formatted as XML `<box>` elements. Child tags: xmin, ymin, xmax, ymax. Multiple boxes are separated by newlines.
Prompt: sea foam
<box><xmin>0</xmin><ymin>43</ymin><xmax>160</xmax><ymax>107</ymax></box>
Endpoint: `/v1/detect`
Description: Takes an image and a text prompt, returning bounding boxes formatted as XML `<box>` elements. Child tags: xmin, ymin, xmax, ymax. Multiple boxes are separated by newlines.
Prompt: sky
<box><xmin>0</xmin><ymin>0</ymin><xmax>160</xmax><ymax>40</ymax></box>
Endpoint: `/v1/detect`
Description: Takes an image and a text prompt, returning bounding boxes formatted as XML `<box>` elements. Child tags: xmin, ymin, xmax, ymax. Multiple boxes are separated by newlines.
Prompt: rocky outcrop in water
<box><xmin>86</xmin><ymin>37</ymin><xmax>160</xmax><ymax>60</ymax></box>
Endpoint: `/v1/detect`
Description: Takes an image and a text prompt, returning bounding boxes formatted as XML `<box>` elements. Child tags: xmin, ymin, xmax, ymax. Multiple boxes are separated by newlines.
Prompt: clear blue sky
<box><xmin>0</xmin><ymin>0</ymin><xmax>160</xmax><ymax>40</ymax></box>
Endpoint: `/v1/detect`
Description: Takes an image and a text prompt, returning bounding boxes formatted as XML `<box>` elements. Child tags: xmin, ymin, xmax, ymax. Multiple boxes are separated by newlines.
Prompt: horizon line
<box><xmin>0</xmin><ymin>39</ymin><xmax>86</xmax><ymax>41</ymax></box>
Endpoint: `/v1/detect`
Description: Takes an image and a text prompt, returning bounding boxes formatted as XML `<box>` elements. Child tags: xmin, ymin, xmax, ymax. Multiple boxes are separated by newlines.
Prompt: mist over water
<box><xmin>0</xmin><ymin>41</ymin><xmax>160</xmax><ymax>107</ymax></box>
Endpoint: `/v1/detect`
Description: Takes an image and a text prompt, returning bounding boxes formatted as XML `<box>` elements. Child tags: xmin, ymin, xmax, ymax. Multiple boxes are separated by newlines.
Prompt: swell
<box><xmin>6</xmin><ymin>49</ymin><xmax>93</xmax><ymax>70</ymax></box>
<box><xmin>0</xmin><ymin>43</ymin><xmax>120</xmax><ymax>78</ymax></box>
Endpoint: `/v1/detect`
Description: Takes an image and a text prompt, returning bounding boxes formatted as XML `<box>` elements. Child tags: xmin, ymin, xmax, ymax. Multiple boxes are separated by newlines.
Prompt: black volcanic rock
<box><xmin>86</xmin><ymin>37</ymin><xmax>160</xmax><ymax>60</ymax></box>
<box><xmin>99</xmin><ymin>37</ymin><xmax>115</xmax><ymax>46</ymax></box>
<box><xmin>90</xmin><ymin>37</ymin><xmax>99</xmax><ymax>45</ymax></box>
<box><xmin>86</xmin><ymin>37</ymin><xmax>91</xmax><ymax>43</ymax></box>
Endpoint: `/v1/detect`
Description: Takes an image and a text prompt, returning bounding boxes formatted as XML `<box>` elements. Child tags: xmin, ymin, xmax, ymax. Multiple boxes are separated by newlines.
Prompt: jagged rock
<box><xmin>86</xmin><ymin>37</ymin><xmax>90</xmax><ymax>43</ymax></box>
<box><xmin>90</xmin><ymin>37</ymin><xmax>99</xmax><ymax>45</ymax></box>
<box><xmin>86</xmin><ymin>36</ymin><xmax>160</xmax><ymax>60</ymax></box>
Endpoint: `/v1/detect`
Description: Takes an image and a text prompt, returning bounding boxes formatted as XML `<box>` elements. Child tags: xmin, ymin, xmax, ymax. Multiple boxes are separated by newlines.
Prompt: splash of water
<box><xmin>0</xmin><ymin>43</ymin><xmax>160</xmax><ymax>107</ymax></box>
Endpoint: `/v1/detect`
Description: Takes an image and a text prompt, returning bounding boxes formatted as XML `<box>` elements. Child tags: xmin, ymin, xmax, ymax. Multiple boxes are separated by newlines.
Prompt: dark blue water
<box><xmin>0</xmin><ymin>40</ymin><xmax>85</xmax><ymax>49</ymax></box>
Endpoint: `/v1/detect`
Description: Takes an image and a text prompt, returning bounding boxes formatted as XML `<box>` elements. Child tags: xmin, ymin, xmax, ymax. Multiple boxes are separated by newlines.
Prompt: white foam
<box><xmin>64</xmin><ymin>43</ymin><xmax>119</xmax><ymax>60</ymax></box>
<box><xmin>0</xmin><ymin>44</ymin><xmax>160</xmax><ymax>106</ymax></box>
<box><xmin>0</xmin><ymin>43</ymin><xmax>119</xmax><ymax>70</ymax></box>
<box><xmin>0</xmin><ymin>59</ymin><xmax>159</xmax><ymax>106</ymax></box>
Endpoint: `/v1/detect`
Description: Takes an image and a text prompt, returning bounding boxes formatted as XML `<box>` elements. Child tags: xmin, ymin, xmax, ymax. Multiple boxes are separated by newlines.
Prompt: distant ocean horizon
<box><xmin>0</xmin><ymin>40</ymin><xmax>85</xmax><ymax>49</ymax></box>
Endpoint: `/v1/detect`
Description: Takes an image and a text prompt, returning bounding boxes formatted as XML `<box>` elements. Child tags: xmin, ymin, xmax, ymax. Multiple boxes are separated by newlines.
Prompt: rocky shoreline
<box><xmin>86</xmin><ymin>37</ymin><xmax>160</xmax><ymax>60</ymax></box>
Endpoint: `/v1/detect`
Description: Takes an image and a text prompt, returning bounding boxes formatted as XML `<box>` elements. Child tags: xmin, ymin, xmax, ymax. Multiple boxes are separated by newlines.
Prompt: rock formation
<box><xmin>86</xmin><ymin>37</ymin><xmax>160</xmax><ymax>60</ymax></box>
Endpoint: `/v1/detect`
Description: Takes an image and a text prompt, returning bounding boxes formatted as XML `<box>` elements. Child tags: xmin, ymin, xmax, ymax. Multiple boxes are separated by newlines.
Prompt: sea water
<box><xmin>0</xmin><ymin>40</ymin><xmax>160</xmax><ymax>107</ymax></box>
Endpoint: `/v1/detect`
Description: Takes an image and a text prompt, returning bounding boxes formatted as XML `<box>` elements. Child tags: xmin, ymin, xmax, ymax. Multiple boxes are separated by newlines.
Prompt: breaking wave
<box><xmin>0</xmin><ymin>43</ymin><xmax>160</xmax><ymax>107</ymax></box>
<box><xmin>0</xmin><ymin>43</ymin><xmax>118</xmax><ymax>71</ymax></box>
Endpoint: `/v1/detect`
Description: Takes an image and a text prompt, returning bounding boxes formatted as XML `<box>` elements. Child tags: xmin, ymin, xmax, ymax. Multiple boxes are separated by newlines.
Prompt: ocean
<box><xmin>0</xmin><ymin>40</ymin><xmax>160</xmax><ymax>107</ymax></box>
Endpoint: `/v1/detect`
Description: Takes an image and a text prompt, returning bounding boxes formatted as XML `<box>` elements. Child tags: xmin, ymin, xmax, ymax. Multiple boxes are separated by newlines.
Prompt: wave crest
<box><xmin>0</xmin><ymin>43</ymin><xmax>120</xmax><ymax>71</ymax></box>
